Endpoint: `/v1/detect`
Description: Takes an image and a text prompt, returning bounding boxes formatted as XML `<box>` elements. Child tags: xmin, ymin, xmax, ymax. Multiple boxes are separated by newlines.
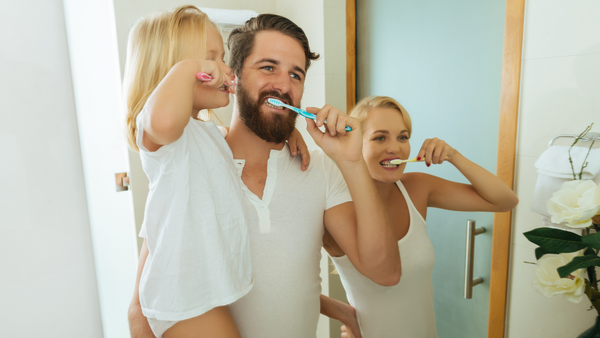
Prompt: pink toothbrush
<box><xmin>196</xmin><ymin>72</ymin><xmax>236</xmax><ymax>87</ymax></box>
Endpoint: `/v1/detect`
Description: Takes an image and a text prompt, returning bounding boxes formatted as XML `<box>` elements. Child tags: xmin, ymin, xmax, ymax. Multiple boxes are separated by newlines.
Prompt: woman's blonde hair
<box><xmin>349</xmin><ymin>96</ymin><xmax>412</xmax><ymax>136</ymax></box>
<box><xmin>123</xmin><ymin>5</ymin><xmax>216</xmax><ymax>151</ymax></box>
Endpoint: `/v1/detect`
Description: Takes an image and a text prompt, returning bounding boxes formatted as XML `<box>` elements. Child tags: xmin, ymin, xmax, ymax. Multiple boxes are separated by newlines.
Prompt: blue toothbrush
<box><xmin>267</xmin><ymin>98</ymin><xmax>352</xmax><ymax>132</ymax></box>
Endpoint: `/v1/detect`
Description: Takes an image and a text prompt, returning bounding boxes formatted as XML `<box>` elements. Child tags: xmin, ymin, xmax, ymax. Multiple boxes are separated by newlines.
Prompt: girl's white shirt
<box><xmin>331</xmin><ymin>180</ymin><xmax>438</xmax><ymax>338</ymax></box>
<box><xmin>136</xmin><ymin>112</ymin><xmax>252</xmax><ymax>321</ymax></box>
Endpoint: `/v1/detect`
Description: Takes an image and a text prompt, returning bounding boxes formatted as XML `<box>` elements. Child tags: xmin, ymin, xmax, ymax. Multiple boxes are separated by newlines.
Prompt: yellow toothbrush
<box><xmin>390</xmin><ymin>156</ymin><xmax>448</xmax><ymax>164</ymax></box>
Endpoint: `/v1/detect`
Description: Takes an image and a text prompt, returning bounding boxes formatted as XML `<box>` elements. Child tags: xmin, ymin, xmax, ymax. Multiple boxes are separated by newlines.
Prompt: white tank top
<box><xmin>331</xmin><ymin>181</ymin><xmax>437</xmax><ymax>337</ymax></box>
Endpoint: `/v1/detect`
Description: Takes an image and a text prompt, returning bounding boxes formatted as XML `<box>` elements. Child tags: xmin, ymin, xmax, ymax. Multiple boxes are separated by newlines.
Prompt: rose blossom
<box><xmin>546</xmin><ymin>180</ymin><xmax>600</xmax><ymax>228</ymax></box>
<box><xmin>532</xmin><ymin>251</ymin><xmax>585</xmax><ymax>303</ymax></box>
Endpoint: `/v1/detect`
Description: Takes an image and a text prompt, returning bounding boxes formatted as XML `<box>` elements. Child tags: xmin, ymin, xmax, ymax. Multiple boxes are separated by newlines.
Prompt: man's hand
<box><xmin>304</xmin><ymin>105</ymin><xmax>362</xmax><ymax>165</ymax></box>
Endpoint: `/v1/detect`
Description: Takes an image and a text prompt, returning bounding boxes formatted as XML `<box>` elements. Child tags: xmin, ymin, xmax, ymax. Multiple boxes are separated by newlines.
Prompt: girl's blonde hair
<box><xmin>349</xmin><ymin>96</ymin><xmax>412</xmax><ymax>136</ymax></box>
<box><xmin>123</xmin><ymin>5</ymin><xmax>216</xmax><ymax>151</ymax></box>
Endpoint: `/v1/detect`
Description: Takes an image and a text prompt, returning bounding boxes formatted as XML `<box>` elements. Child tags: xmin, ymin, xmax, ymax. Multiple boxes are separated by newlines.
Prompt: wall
<box><xmin>0</xmin><ymin>0</ymin><xmax>103</xmax><ymax>337</ymax></box>
<box><xmin>506</xmin><ymin>0</ymin><xmax>600</xmax><ymax>337</ymax></box>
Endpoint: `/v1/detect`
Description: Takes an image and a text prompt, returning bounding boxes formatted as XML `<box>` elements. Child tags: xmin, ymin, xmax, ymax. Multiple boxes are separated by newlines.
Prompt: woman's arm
<box><xmin>320</xmin><ymin>294</ymin><xmax>362</xmax><ymax>338</ymax></box>
<box><xmin>411</xmin><ymin>138</ymin><xmax>518</xmax><ymax>212</ymax></box>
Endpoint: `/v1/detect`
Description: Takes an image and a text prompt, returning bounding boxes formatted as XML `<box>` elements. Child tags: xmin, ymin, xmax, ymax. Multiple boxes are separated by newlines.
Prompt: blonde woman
<box><xmin>320</xmin><ymin>96</ymin><xmax>518</xmax><ymax>337</ymax></box>
<box><xmin>123</xmin><ymin>6</ymin><xmax>308</xmax><ymax>338</ymax></box>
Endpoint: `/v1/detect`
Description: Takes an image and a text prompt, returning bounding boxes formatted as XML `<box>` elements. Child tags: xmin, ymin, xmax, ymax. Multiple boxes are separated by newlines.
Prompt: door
<box><xmin>63</xmin><ymin>0</ymin><xmax>139</xmax><ymax>336</ymax></box>
<box><xmin>357</xmin><ymin>0</ymin><xmax>506</xmax><ymax>336</ymax></box>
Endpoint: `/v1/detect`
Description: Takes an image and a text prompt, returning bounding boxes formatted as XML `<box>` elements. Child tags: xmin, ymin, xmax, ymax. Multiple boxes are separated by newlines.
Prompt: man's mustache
<box><xmin>257</xmin><ymin>90</ymin><xmax>295</xmax><ymax>108</ymax></box>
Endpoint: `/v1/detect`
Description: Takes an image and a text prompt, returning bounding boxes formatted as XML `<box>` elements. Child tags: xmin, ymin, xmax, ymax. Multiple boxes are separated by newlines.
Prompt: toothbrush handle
<box><xmin>294</xmin><ymin>107</ymin><xmax>352</xmax><ymax>132</ymax></box>
<box><xmin>196</xmin><ymin>72</ymin><xmax>212</xmax><ymax>82</ymax></box>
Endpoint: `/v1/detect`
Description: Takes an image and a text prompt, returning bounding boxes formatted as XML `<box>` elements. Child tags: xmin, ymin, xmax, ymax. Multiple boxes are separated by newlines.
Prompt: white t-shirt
<box><xmin>137</xmin><ymin>113</ymin><xmax>252</xmax><ymax>321</ymax></box>
<box><xmin>228</xmin><ymin>147</ymin><xmax>352</xmax><ymax>338</ymax></box>
<box><xmin>331</xmin><ymin>180</ymin><xmax>437</xmax><ymax>338</ymax></box>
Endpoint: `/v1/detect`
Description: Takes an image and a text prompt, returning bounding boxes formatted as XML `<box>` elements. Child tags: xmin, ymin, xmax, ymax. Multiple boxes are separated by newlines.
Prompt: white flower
<box><xmin>532</xmin><ymin>251</ymin><xmax>585</xmax><ymax>303</ymax></box>
<box><xmin>546</xmin><ymin>180</ymin><xmax>600</xmax><ymax>228</ymax></box>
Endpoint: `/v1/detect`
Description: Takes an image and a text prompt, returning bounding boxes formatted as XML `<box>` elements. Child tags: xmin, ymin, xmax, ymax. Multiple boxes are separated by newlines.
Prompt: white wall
<box><xmin>507</xmin><ymin>0</ymin><xmax>600</xmax><ymax>337</ymax></box>
<box><xmin>0</xmin><ymin>0</ymin><xmax>103</xmax><ymax>337</ymax></box>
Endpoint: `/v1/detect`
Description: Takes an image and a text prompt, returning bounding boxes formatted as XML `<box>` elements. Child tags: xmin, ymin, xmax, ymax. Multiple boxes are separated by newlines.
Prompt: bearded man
<box><xmin>129</xmin><ymin>14</ymin><xmax>400</xmax><ymax>338</ymax></box>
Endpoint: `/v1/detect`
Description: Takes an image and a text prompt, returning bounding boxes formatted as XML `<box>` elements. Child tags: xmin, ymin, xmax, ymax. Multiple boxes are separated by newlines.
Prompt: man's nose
<box><xmin>271</xmin><ymin>72</ymin><xmax>291</xmax><ymax>93</ymax></box>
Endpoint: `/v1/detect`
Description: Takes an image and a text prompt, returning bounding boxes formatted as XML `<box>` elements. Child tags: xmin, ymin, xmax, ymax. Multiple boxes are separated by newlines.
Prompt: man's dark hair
<box><xmin>227</xmin><ymin>14</ymin><xmax>320</xmax><ymax>77</ymax></box>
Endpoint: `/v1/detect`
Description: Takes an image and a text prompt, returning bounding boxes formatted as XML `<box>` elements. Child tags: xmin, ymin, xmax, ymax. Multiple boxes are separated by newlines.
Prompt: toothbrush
<box><xmin>390</xmin><ymin>156</ymin><xmax>449</xmax><ymax>164</ymax></box>
<box><xmin>196</xmin><ymin>72</ymin><xmax>236</xmax><ymax>88</ymax></box>
<box><xmin>267</xmin><ymin>98</ymin><xmax>352</xmax><ymax>132</ymax></box>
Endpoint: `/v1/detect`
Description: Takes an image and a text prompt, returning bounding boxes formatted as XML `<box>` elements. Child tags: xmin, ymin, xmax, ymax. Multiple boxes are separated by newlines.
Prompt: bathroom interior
<box><xmin>2</xmin><ymin>0</ymin><xmax>600</xmax><ymax>337</ymax></box>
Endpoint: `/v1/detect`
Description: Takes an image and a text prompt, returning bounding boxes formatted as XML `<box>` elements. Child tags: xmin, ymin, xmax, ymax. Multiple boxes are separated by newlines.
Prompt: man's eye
<box><xmin>290</xmin><ymin>73</ymin><xmax>301</xmax><ymax>80</ymax></box>
<box><xmin>262</xmin><ymin>66</ymin><xmax>274</xmax><ymax>71</ymax></box>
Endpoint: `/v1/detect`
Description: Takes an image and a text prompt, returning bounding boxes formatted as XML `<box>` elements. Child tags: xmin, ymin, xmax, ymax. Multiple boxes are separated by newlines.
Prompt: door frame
<box><xmin>345</xmin><ymin>0</ymin><xmax>526</xmax><ymax>336</ymax></box>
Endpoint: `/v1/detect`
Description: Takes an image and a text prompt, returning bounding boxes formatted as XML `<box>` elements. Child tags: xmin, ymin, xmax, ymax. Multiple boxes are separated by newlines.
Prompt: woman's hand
<box><xmin>339</xmin><ymin>303</ymin><xmax>362</xmax><ymax>338</ymax></box>
<box><xmin>287</xmin><ymin>128</ymin><xmax>311</xmax><ymax>171</ymax></box>
<box><xmin>416</xmin><ymin>137</ymin><xmax>455</xmax><ymax>167</ymax></box>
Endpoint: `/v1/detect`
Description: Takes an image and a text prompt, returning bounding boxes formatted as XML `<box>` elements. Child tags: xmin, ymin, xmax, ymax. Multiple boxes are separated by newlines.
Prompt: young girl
<box><xmin>123</xmin><ymin>6</ymin><xmax>308</xmax><ymax>338</ymax></box>
<box><xmin>319</xmin><ymin>96</ymin><xmax>519</xmax><ymax>338</ymax></box>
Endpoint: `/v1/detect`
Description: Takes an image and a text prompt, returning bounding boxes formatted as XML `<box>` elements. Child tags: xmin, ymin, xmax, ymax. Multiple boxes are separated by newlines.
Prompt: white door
<box><xmin>62</xmin><ymin>0</ymin><xmax>138</xmax><ymax>336</ymax></box>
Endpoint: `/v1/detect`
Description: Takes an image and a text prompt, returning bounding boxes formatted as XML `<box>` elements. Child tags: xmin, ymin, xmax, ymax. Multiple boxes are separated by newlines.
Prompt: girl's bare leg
<box><xmin>163</xmin><ymin>306</ymin><xmax>241</xmax><ymax>338</ymax></box>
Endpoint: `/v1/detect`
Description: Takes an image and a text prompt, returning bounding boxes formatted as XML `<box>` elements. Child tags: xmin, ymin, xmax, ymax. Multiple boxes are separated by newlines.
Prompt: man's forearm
<box><xmin>338</xmin><ymin>159</ymin><xmax>400</xmax><ymax>285</ymax></box>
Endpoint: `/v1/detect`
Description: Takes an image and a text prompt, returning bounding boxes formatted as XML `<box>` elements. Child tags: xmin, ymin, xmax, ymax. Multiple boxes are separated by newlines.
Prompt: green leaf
<box><xmin>583</xmin><ymin>232</ymin><xmax>600</xmax><ymax>249</ymax></box>
<box><xmin>557</xmin><ymin>254</ymin><xmax>600</xmax><ymax>278</ymax></box>
<box><xmin>523</xmin><ymin>228</ymin><xmax>585</xmax><ymax>253</ymax></box>
<box><xmin>535</xmin><ymin>247</ymin><xmax>557</xmax><ymax>260</ymax></box>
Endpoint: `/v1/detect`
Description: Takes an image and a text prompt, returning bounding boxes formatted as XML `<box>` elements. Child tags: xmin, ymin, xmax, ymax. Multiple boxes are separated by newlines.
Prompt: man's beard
<box><xmin>236</xmin><ymin>82</ymin><xmax>297</xmax><ymax>144</ymax></box>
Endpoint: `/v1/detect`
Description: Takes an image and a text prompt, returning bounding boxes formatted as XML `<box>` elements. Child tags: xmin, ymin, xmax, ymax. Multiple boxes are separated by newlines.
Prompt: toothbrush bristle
<box><xmin>268</xmin><ymin>98</ymin><xmax>284</xmax><ymax>106</ymax></box>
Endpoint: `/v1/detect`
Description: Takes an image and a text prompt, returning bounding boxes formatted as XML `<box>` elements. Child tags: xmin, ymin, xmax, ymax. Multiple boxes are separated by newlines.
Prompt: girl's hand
<box><xmin>193</xmin><ymin>59</ymin><xmax>235</xmax><ymax>94</ymax></box>
<box><xmin>417</xmin><ymin>137</ymin><xmax>455</xmax><ymax>167</ymax></box>
<box><xmin>287</xmin><ymin>128</ymin><xmax>311</xmax><ymax>171</ymax></box>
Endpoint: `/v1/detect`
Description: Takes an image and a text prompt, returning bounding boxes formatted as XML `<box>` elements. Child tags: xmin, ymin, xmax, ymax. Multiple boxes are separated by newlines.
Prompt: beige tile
<box><xmin>244</xmin><ymin>0</ymin><xmax>277</xmax><ymax>14</ymax></box>
<box><xmin>507</xmin><ymin>244</ymin><xmax>597</xmax><ymax>337</ymax></box>
<box><xmin>517</xmin><ymin>55</ymin><xmax>600</xmax><ymax>158</ymax></box>
<box><xmin>172</xmin><ymin>0</ymin><xmax>242</xmax><ymax>10</ymax></box>
<box><xmin>523</xmin><ymin>0</ymin><xmax>600</xmax><ymax>60</ymax></box>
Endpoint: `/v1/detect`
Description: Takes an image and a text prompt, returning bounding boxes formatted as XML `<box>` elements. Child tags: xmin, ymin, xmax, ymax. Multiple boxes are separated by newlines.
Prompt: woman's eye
<box><xmin>399</xmin><ymin>135</ymin><xmax>409</xmax><ymax>140</ymax></box>
<box><xmin>374</xmin><ymin>136</ymin><xmax>385</xmax><ymax>141</ymax></box>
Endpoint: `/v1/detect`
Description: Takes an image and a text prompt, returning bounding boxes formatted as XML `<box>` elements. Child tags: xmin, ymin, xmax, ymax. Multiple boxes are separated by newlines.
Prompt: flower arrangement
<box><xmin>524</xmin><ymin>124</ymin><xmax>600</xmax><ymax>322</ymax></box>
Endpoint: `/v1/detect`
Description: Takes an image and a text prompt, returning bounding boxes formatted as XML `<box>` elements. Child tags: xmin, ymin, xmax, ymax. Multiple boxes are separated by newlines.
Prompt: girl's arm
<box><xmin>409</xmin><ymin>138</ymin><xmax>518</xmax><ymax>212</ymax></box>
<box><xmin>320</xmin><ymin>294</ymin><xmax>362</xmax><ymax>338</ymax></box>
<box><xmin>287</xmin><ymin>128</ymin><xmax>311</xmax><ymax>171</ymax></box>
<box><xmin>142</xmin><ymin>59</ymin><xmax>232</xmax><ymax>150</ymax></box>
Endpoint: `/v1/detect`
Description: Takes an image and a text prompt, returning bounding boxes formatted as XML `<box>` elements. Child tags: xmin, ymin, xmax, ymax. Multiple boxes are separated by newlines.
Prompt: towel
<box><xmin>535</xmin><ymin>146</ymin><xmax>600</xmax><ymax>179</ymax></box>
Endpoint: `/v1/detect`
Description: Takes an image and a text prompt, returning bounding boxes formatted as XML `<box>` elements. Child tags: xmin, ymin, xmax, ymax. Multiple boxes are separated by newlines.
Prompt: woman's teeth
<box><xmin>380</xmin><ymin>161</ymin><xmax>399</xmax><ymax>168</ymax></box>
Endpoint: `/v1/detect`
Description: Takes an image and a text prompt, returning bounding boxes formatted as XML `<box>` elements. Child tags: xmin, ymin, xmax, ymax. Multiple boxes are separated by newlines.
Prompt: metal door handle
<box><xmin>464</xmin><ymin>219</ymin><xmax>485</xmax><ymax>299</ymax></box>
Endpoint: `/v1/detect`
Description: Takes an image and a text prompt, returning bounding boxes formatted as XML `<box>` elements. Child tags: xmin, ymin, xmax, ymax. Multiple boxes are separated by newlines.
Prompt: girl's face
<box><xmin>193</xmin><ymin>24</ymin><xmax>233</xmax><ymax>111</ymax></box>
<box><xmin>361</xmin><ymin>108</ymin><xmax>411</xmax><ymax>184</ymax></box>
